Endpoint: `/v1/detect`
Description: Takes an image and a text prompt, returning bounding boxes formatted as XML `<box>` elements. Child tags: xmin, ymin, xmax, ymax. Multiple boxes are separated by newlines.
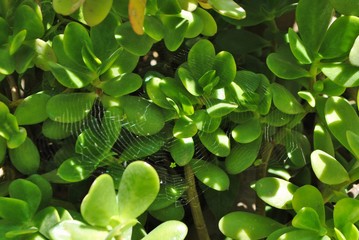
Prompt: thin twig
<box><xmin>6</xmin><ymin>75</ymin><xmax>19</xmax><ymax>101</ymax></box>
<box><xmin>184</xmin><ymin>165</ymin><xmax>210</xmax><ymax>240</ymax></box>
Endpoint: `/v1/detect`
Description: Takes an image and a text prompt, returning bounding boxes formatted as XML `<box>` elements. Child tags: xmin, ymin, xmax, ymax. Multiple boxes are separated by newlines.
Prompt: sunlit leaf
<box><xmin>142</xmin><ymin>220</ymin><xmax>187</xmax><ymax>240</ymax></box>
<box><xmin>129</xmin><ymin>0</ymin><xmax>146</xmax><ymax>35</ymax></box>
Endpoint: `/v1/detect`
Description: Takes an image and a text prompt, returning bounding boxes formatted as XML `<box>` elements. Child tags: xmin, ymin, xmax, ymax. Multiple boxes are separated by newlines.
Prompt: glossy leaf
<box><xmin>9</xmin><ymin>179</ymin><xmax>41</xmax><ymax>217</ymax></box>
<box><xmin>267</xmin><ymin>52</ymin><xmax>310</xmax><ymax>79</ymax></box>
<box><xmin>121</xmin><ymin>95</ymin><xmax>165</xmax><ymax>136</ymax></box>
<box><xmin>192</xmin><ymin>110</ymin><xmax>221</xmax><ymax>133</ymax></box>
<box><xmin>334</xmin><ymin>198</ymin><xmax>359</xmax><ymax>229</ymax></box>
<box><xmin>212</xmin><ymin>51</ymin><xmax>236</xmax><ymax>88</ymax></box>
<box><xmin>0</xmin><ymin>47</ymin><xmax>15</xmax><ymax>75</ymax></box>
<box><xmin>46</xmin><ymin>93</ymin><xmax>97</xmax><ymax>123</ymax></box>
<box><xmin>81</xmin><ymin>174</ymin><xmax>118</xmax><ymax>227</ymax></box>
<box><xmin>41</xmin><ymin>119</ymin><xmax>73</xmax><ymax>140</ymax></box>
<box><xmin>263</xmin><ymin>109</ymin><xmax>293</xmax><ymax>127</ymax></box>
<box><xmin>190</xmin><ymin>159</ymin><xmax>230</xmax><ymax>191</ymax></box>
<box><xmin>310</xmin><ymin>150</ymin><xmax>349</xmax><ymax>185</ymax></box>
<box><xmin>49</xmin><ymin>220</ymin><xmax>108</xmax><ymax>240</ymax></box>
<box><xmin>225</xmin><ymin>137</ymin><xmax>261</xmax><ymax>174</ymax></box>
<box><xmin>194</xmin><ymin>8</ymin><xmax>217</xmax><ymax>36</ymax></box>
<box><xmin>271</xmin><ymin>83</ymin><xmax>304</xmax><ymax>114</ymax></box>
<box><xmin>9</xmin><ymin>137</ymin><xmax>40</xmax><ymax>175</ymax></box>
<box><xmin>142</xmin><ymin>220</ymin><xmax>187</xmax><ymax>240</ymax></box>
<box><xmin>292</xmin><ymin>207</ymin><xmax>325</xmax><ymax>234</ymax></box>
<box><xmin>199</xmin><ymin>128</ymin><xmax>230</xmax><ymax>157</ymax></box>
<box><xmin>83</xmin><ymin>0</ymin><xmax>113</xmax><ymax>27</ymax></box>
<box><xmin>313</xmin><ymin>123</ymin><xmax>335</xmax><ymax>156</ymax></box>
<box><xmin>57</xmin><ymin>156</ymin><xmax>95</xmax><ymax>182</ymax></box>
<box><xmin>255</xmin><ymin>177</ymin><xmax>298</xmax><ymax>209</ymax></box>
<box><xmin>292</xmin><ymin>185</ymin><xmax>325</xmax><ymax>224</ymax></box>
<box><xmin>208</xmin><ymin>0</ymin><xmax>246</xmax><ymax>20</ymax></box>
<box><xmin>149</xmin><ymin>182</ymin><xmax>187</xmax><ymax>211</ymax></box>
<box><xmin>325</xmin><ymin>96</ymin><xmax>359</xmax><ymax>153</ymax></box>
<box><xmin>27</xmin><ymin>174</ymin><xmax>53</xmax><ymax>208</ymax></box>
<box><xmin>347</xmin><ymin>131</ymin><xmax>359</xmax><ymax>159</ymax></box>
<box><xmin>219</xmin><ymin>211</ymin><xmax>283</xmax><ymax>240</ymax></box>
<box><xmin>169</xmin><ymin>137</ymin><xmax>194</xmax><ymax>166</ymax></box>
<box><xmin>14</xmin><ymin>4</ymin><xmax>44</xmax><ymax>40</ymax></box>
<box><xmin>173</xmin><ymin>116</ymin><xmax>197</xmax><ymax>138</ymax></box>
<box><xmin>9</xmin><ymin>30</ymin><xmax>27</xmax><ymax>55</ymax></box>
<box><xmin>177</xmin><ymin>65</ymin><xmax>202</xmax><ymax>96</ymax></box>
<box><xmin>296</xmin><ymin>0</ymin><xmax>333</xmax><ymax>53</ymax></box>
<box><xmin>144</xmin><ymin>16</ymin><xmax>165</xmax><ymax>41</ymax></box>
<box><xmin>34</xmin><ymin>39</ymin><xmax>58</xmax><ymax>71</ymax></box>
<box><xmin>181</xmin><ymin>10</ymin><xmax>204</xmax><ymax>38</ymax></box>
<box><xmin>0</xmin><ymin>197</ymin><xmax>30</xmax><ymax>223</ymax></box>
<box><xmin>149</xmin><ymin>204</ymin><xmax>185</xmax><ymax>222</ymax></box>
<box><xmin>101</xmin><ymin>73</ymin><xmax>142</xmax><ymax>97</ymax></box>
<box><xmin>161</xmin><ymin>15</ymin><xmax>188</xmax><ymax>52</ymax></box>
<box><xmin>277</xmin><ymin>229</ymin><xmax>327</xmax><ymax>240</ymax></box>
<box><xmin>321</xmin><ymin>63</ymin><xmax>359</xmax><ymax>87</ymax></box>
<box><xmin>118</xmin><ymin>161</ymin><xmax>160</xmax><ymax>220</ymax></box>
<box><xmin>0</xmin><ymin>137</ymin><xmax>6</xmax><ymax>165</ymax></box>
<box><xmin>115</xmin><ymin>22</ymin><xmax>155</xmax><ymax>56</ymax></box>
<box><xmin>188</xmin><ymin>39</ymin><xmax>215</xmax><ymax>80</ymax></box>
<box><xmin>349</xmin><ymin>36</ymin><xmax>359</xmax><ymax>67</ymax></box>
<box><xmin>232</xmin><ymin>118</ymin><xmax>261</xmax><ymax>143</ymax></box>
<box><xmin>320</xmin><ymin>16</ymin><xmax>359</xmax><ymax>59</ymax></box>
<box><xmin>53</xmin><ymin>0</ymin><xmax>84</xmax><ymax>15</ymax></box>
<box><xmin>14</xmin><ymin>92</ymin><xmax>51</xmax><ymax>125</ymax></box>
<box><xmin>206</xmin><ymin>100</ymin><xmax>237</xmax><ymax>118</ymax></box>
<box><xmin>288</xmin><ymin>28</ymin><xmax>312</xmax><ymax>64</ymax></box>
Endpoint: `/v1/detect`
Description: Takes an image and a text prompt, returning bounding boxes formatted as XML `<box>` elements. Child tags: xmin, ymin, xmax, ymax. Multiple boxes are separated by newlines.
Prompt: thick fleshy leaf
<box><xmin>206</xmin><ymin>100</ymin><xmax>237</xmax><ymax>118</ymax></box>
<box><xmin>41</xmin><ymin>119</ymin><xmax>73</xmax><ymax>140</ymax></box>
<box><xmin>33</xmin><ymin>207</ymin><xmax>62</xmax><ymax>239</ymax></box>
<box><xmin>310</xmin><ymin>150</ymin><xmax>349</xmax><ymax>185</ymax></box>
<box><xmin>9</xmin><ymin>137</ymin><xmax>40</xmax><ymax>175</ymax></box>
<box><xmin>213</xmin><ymin>51</ymin><xmax>236</xmax><ymax>88</ymax></box>
<box><xmin>53</xmin><ymin>0</ymin><xmax>84</xmax><ymax>15</ymax></box>
<box><xmin>142</xmin><ymin>220</ymin><xmax>187</xmax><ymax>240</ymax></box>
<box><xmin>321</xmin><ymin>63</ymin><xmax>359</xmax><ymax>87</ymax></box>
<box><xmin>173</xmin><ymin>116</ymin><xmax>197</xmax><ymax>138</ymax></box>
<box><xmin>277</xmin><ymin>230</ymin><xmax>328</xmax><ymax>240</ymax></box>
<box><xmin>160</xmin><ymin>15</ymin><xmax>188</xmax><ymax>52</ymax></box>
<box><xmin>46</xmin><ymin>93</ymin><xmax>97</xmax><ymax>123</ymax></box>
<box><xmin>334</xmin><ymin>198</ymin><xmax>359</xmax><ymax>229</ymax></box>
<box><xmin>191</xmin><ymin>110</ymin><xmax>221</xmax><ymax>133</ymax></box>
<box><xmin>14</xmin><ymin>92</ymin><xmax>51</xmax><ymax>125</ymax></box>
<box><xmin>325</xmin><ymin>96</ymin><xmax>359</xmax><ymax>153</ymax></box>
<box><xmin>180</xmin><ymin>10</ymin><xmax>204</xmax><ymax>38</ymax></box>
<box><xmin>296</xmin><ymin>0</ymin><xmax>333</xmax><ymax>53</ymax></box>
<box><xmin>144</xmin><ymin>16</ymin><xmax>165</xmax><ymax>41</ymax></box>
<box><xmin>225</xmin><ymin>137</ymin><xmax>261</xmax><ymax>174</ymax></box>
<box><xmin>0</xmin><ymin>197</ymin><xmax>30</xmax><ymax>223</ymax></box>
<box><xmin>188</xmin><ymin>39</ymin><xmax>215</xmax><ymax>80</ymax></box>
<box><xmin>350</xmin><ymin>36</ymin><xmax>359</xmax><ymax>67</ymax></box>
<box><xmin>329</xmin><ymin>0</ymin><xmax>359</xmax><ymax>16</ymax></box>
<box><xmin>347</xmin><ymin>131</ymin><xmax>359</xmax><ymax>159</ymax></box>
<box><xmin>177</xmin><ymin>66</ymin><xmax>202</xmax><ymax>96</ymax></box>
<box><xmin>9</xmin><ymin>30</ymin><xmax>27</xmax><ymax>55</ymax></box>
<box><xmin>199</xmin><ymin>128</ymin><xmax>230</xmax><ymax>157</ymax></box>
<box><xmin>27</xmin><ymin>174</ymin><xmax>53</xmax><ymax>208</ymax></box>
<box><xmin>81</xmin><ymin>174</ymin><xmax>118</xmax><ymax>227</ymax></box>
<box><xmin>49</xmin><ymin>220</ymin><xmax>108</xmax><ymax>240</ymax></box>
<box><xmin>267</xmin><ymin>52</ymin><xmax>310</xmax><ymax>80</ymax></box>
<box><xmin>208</xmin><ymin>0</ymin><xmax>246</xmax><ymax>20</ymax></box>
<box><xmin>34</xmin><ymin>39</ymin><xmax>57</xmax><ymax>71</ymax></box>
<box><xmin>292</xmin><ymin>207</ymin><xmax>326</xmax><ymax>234</ymax></box>
<box><xmin>115</xmin><ymin>22</ymin><xmax>155</xmax><ymax>56</ymax></box>
<box><xmin>219</xmin><ymin>211</ymin><xmax>283</xmax><ymax>240</ymax></box>
<box><xmin>271</xmin><ymin>83</ymin><xmax>304</xmax><ymax>114</ymax></box>
<box><xmin>314</xmin><ymin>123</ymin><xmax>334</xmax><ymax>156</ymax></box>
<box><xmin>101</xmin><ymin>73</ymin><xmax>142</xmax><ymax>97</ymax></box>
<box><xmin>255</xmin><ymin>177</ymin><xmax>298</xmax><ymax>209</ymax></box>
<box><xmin>149</xmin><ymin>204</ymin><xmax>185</xmax><ymax>222</ymax></box>
<box><xmin>169</xmin><ymin>137</ymin><xmax>194</xmax><ymax>166</ymax></box>
<box><xmin>14</xmin><ymin>4</ymin><xmax>44</xmax><ymax>40</ymax></box>
<box><xmin>190</xmin><ymin>159</ymin><xmax>230</xmax><ymax>191</ymax></box>
<box><xmin>292</xmin><ymin>185</ymin><xmax>325</xmax><ymax>224</ymax></box>
<box><xmin>320</xmin><ymin>16</ymin><xmax>359</xmax><ymax>59</ymax></box>
<box><xmin>288</xmin><ymin>28</ymin><xmax>313</xmax><ymax>64</ymax></box>
<box><xmin>57</xmin><ymin>156</ymin><xmax>95</xmax><ymax>182</ymax></box>
<box><xmin>0</xmin><ymin>137</ymin><xmax>6</xmax><ymax>165</ymax></box>
<box><xmin>0</xmin><ymin>47</ymin><xmax>15</xmax><ymax>75</ymax></box>
<box><xmin>149</xmin><ymin>182</ymin><xmax>187</xmax><ymax>211</ymax></box>
<box><xmin>232</xmin><ymin>118</ymin><xmax>261</xmax><ymax>143</ymax></box>
<box><xmin>118</xmin><ymin>161</ymin><xmax>160</xmax><ymax>220</ymax></box>
<box><xmin>83</xmin><ymin>0</ymin><xmax>113</xmax><ymax>27</ymax></box>
<box><xmin>9</xmin><ymin>179</ymin><xmax>41</xmax><ymax>217</ymax></box>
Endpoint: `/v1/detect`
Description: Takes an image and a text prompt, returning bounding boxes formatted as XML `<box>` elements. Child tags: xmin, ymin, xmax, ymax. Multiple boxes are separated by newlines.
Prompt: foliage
<box><xmin>1</xmin><ymin>0</ymin><xmax>359</xmax><ymax>239</ymax></box>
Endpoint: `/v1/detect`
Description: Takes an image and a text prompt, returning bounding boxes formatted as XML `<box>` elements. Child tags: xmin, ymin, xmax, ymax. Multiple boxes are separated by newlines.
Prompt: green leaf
<box><xmin>27</xmin><ymin>174</ymin><xmax>53</xmax><ymax>208</ymax></box>
<box><xmin>0</xmin><ymin>17</ymin><xmax>9</xmax><ymax>45</ymax></box>
<box><xmin>169</xmin><ymin>137</ymin><xmax>194</xmax><ymax>166</ymax></box>
<box><xmin>334</xmin><ymin>198</ymin><xmax>359</xmax><ymax>229</ymax></box>
<box><xmin>81</xmin><ymin>42</ymin><xmax>102</xmax><ymax>72</ymax></box>
<box><xmin>0</xmin><ymin>47</ymin><xmax>15</xmax><ymax>75</ymax></box>
<box><xmin>320</xmin><ymin>16</ymin><xmax>359</xmax><ymax>59</ymax></box>
<box><xmin>191</xmin><ymin>110</ymin><xmax>221</xmax><ymax>133</ymax></box>
<box><xmin>325</xmin><ymin>96</ymin><xmax>359</xmax><ymax>153</ymax></box>
<box><xmin>46</xmin><ymin>93</ymin><xmax>97</xmax><ymax>123</ymax></box>
<box><xmin>292</xmin><ymin>207</ymin><xmax>325</xmax><ymax>234</ymax></box>
<box><xmin>13</xmin><ymin>44</ymin><xmax>36</xmax><ymax>74</ymax></box>
<box><xmin>115</xmin><ymin>22</ymin><xmax>155</xmax><ymax>56</ymax></box>
<box><xmin>298</xmin><ymin>91</ymin><xmax>315</xmax><ymax>107</ymax></box>
<box><xmin>271</xmin><ymin>83</ymin><xmax>304</xmax><ymax>114</ymax></box>
<box><xmin>219</xmin><ymin>211</ymin><xmax>283</xmax><ymax>240</ymax></box>
<box><xmin>277</xmin><ymin>229</ymin><xmax>327</xmax><ymax>240</ymax></box>
<box><xmin>101</xmin><ymin>73</ymin><xmax>142</xmax><ymax>97</ymax></box>
<box><xmin>0</xmin><ymin>197</ymin><xmax>31</xmax><ymax>223</ymax></box>
<box><xmin>41</xmin><ymin>119</ymin><xmax>73</xmax><ymax>140</ymax></box>
<box><xmin>314</xmin><ymin>123</ymin><xmax>335</xmax><ymax>156</ymax></box>
<box><xmin>49</xmin><ymin>220</ymin><xmax>109</xmax><ymax>240</ymax></box>
<box><xmin>190</xmin><ymin>159</ymin><xmax>230</xmax><ymax>191</ymax></box>
<box><xmin>173</xmin><ymin>116</ymin><xmax>197</xmax><ymax>138</ymax></box>
<box><xmin>177</xmin><ymin>65</ymin><xmax>202</xmax><ymax>96</ymax></box>
<box><xmin>149</xmin><ymin>182</ymin><xmax>187</xmax><ymax>211</ymax></box>
<box><xmin>321</xmin><ymin>63</ymin><xmax>359</xmax><ymax>87</ymax></box>
<box><xmin>33</xmin><ymin>207</ymin><xmax>61</xmax><ymax>239</ymax></box>
<box><xmin>338</xmin><ymin>223</ymin><xmax>359</xmax><ymax>240</ymax></box>
<box><xmin>296</xmin><ymin>0</ymin><xmax>333</xmax><ymax>53</ymax></box>
<box><xmin>232</xmin><ymin>118</ymin><xmax>261</xmax><ymax>143</ymax></box>
<box><xmin>288</xmin><ymin>28</ymin><xmax>313</xmax><ymax>64</ymax></box>
<box><xmin>0</xmin><ymin>137</ymin><xmax>6</xmax><ymax>165</ymax></box>
<box><xmin>180</xmin><ymin>10</ymin><xmax>204</xmax><ymax>38</ymax></box>
<box><xmin>14</xmin><ymin>92</ymin><xmax>51</xmax><ymax>125</ymax></box>
<box><xmin>292</xmin><ymin>185</ymin><xmax>325</xmax><ymax>224</ymax></box>
<box><xmin>267</xmin><ymin>52</ymin><xmax>310</xmax><ymax>80</ymax></box>
<box><xmin>213</xmin><ymin>51</ymin><xmax>236</xmax><ymax>88</ymax></box>
<box><xmin>149</xmin><ymin>203</ymin><xmax>185</xmax><ymax>222</ymax></box>
<box><xmin>161</xmin><ymin>15</ymin><xmax>189</xmax><ymax>52</ymax></box>
<box><xmin>188</xmin><ymin>39</ymin><xmax>215</xmax><ymax>80</ymax></box>
<box><xmin>199</xmin><ymin>128</ymin><xmax>230</xmax><ymax>157</ymax></box>
<box><xmin>9</xmin><ymin>137</ymin><xmax>40</xmax><ymax>175</ymax></box>
<box><xmin>81</xmin><ymin>174</ymin><xmax>118</xmax><ymax>227</ymax></box>
<box><xmin>57</xmin><ymin>156</ymin><xmax>95</xmax><ymax>182</ymax></box>
<box><xmin>9</xmin><ymin>30</ymin><xmax>27</xmax><ymax>55</ymax></box>
<box><xmin>208</xmin><ymin>0</ymin><xmax>246</xmax><ymax>20</ymax></box>
<box><xmin>206</xmin><ymin>100</ymin><xmax>238</xmax><ymax>118</ymax></box>
<box><xmin>349</xmin><ymin>36</ymin><xmax>359</xmax><ymax>67</ymax></box>
<box><xmin>255</xmin><ymin>177</ymin><xmax>298</xmax><ymax>209</ymax></box>
<box><xmin>53</xmin><ymin>0</ymin><xmax>84</xmax><ymax>15</ymax></box>
<box><xmin>144</xmin><ymin>16</ymin><xmax>165</xmax><ymax>41</ymax></box>
<box><xmin>263</xmin><ymin>109</ymin><xmax>293</xmax><ymax>127</ymax></box>
<box><xmin>142</xmin><ymin>220</ymin><xmax>187</xmax><ymax>240</ymax></box>
<box><xmin>14</xmin><ymin>4</ymin><xmax>44</xmax><ymax>40</ymax></box>
<box><xmin>225</xmin><ymin>137</ymin><xmax>261</xmax><ymax>174</ymax></box>
<box><xmin>100</xmin><ymin>49</ymin><xmax>139</xmax><ymax>78</ymax></box>
<box><xmin>118</xmin><ymin>161</ymin><xmax>160</xmax><ymax>220</ymax></box>
<box><xmin>9</xmin><ymin>179</ymin><xmax>41</xmax><ymax>217</ymax></box>
<box><xmin>83</xmin><ymin>0</ymin><xmax>112</xmax><ymax>27</ymax></box>
<box><xmin>310</xmin><ymin>150</ymin><xmax>349</xmax><ymax>185</ymax></box>
<box><xmin>33</xmin><ymin>39</ymin><xmax>58</xmax><ymax>71</ymax></box>
<box><xmin>121</xmin><ymin>95</ymin><xmax>165</xmax><ymax>136</ymax></box>
<box><xmin>347</xmin><ymin>131</ymin><xmax>359</xmax><ymax>159</ymax></box>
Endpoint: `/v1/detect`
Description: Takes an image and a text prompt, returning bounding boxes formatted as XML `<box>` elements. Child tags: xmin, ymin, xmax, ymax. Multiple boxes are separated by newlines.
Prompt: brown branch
<box><xmin>6</xmin><ymin>75</ymin><xmax>19</xmax><ymax>101</ymax></box>
<box><xmin>184</xmin><ymin>165</ymin><xmax>210</xmax><ymax>240</ymax></box>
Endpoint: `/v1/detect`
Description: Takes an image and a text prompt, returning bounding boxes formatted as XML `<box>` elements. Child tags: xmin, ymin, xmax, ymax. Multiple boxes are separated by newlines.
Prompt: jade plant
<box><xmin>1</xmin><ymin>0</ymin><xmax>359</xmax><ymax>239</ymax></box>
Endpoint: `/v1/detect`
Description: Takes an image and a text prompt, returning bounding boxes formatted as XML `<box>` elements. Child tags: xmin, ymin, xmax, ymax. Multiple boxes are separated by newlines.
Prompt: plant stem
<box><xmin>256</xmin><ymin>141</ymin><xmax>275</xmax><ymax>215</ymax></box>
<box><xmin>6</xmin><ymin>75</ymin><xmax>19</xmax><ymax>101</ymax></box>
<box><xmin>184</xmin><ymin>165</ymin><xmax>210</xmax><ymax>240</ymax></box>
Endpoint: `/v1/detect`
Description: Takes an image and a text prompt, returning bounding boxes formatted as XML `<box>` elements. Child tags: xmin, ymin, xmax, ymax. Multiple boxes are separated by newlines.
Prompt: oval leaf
<box><xmin>169</xmin><ymin>137</ymin><xmax>194</xmax><ymax>166</ymax></box>
<box><xmin>142</xmin><ymin>220</ymin><xmax>187</xmax><ymax>240</ymax></box>
<box><xmin>271</xmin><ymin>83</ymin><xmax>304</xmax><ymax>114</ymax></box>
<box><xmin>199</xmin><ymin>128</ymin><xmax>230</xmax><ymax>157</ymax></box>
